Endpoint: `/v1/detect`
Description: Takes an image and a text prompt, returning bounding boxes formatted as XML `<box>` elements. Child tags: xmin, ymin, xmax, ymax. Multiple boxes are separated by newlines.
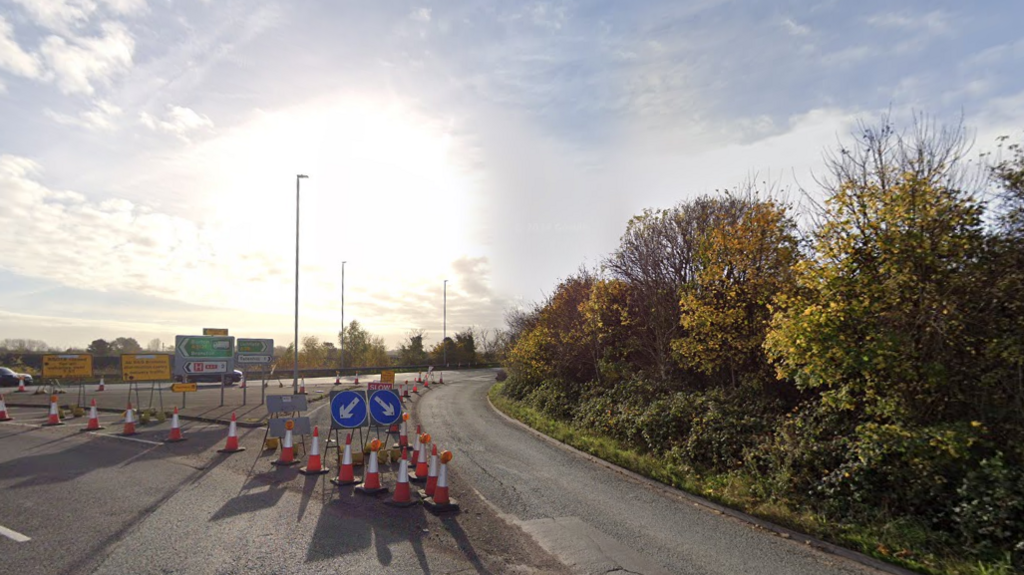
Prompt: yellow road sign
<box><xmin>170</xmin><ymin>383</ymin><xmax>198</xmax><ymax>393</ymax></box>
<box><xmin>122</xmin><ymin>354</ymin><xmax>172</xmax><ymax>382</ymax></box>
<box><xmin>381</xmin><ymin>370</ymin><xmax>395</xmax><ymax>385</ymax></box>
<box><xmin>203</xmin><ymin>328</ymin><xmax>229</xmax><ymax>336</ymax></box>
<box><xmin>42</xmin><ymin>354</ymin><xmax>93</xmax><ymax>378</ymax></box>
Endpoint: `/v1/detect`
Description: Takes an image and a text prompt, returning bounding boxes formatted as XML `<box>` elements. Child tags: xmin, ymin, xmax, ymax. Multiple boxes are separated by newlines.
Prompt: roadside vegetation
<box><xmin>495</xmin><ymin>117</ymin><xmax>1024</xmax><ymax>575</ymax></box>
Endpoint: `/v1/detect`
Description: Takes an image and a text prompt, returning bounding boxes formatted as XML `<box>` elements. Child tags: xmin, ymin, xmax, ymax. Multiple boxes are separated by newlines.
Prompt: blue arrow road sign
<box><xmin>330</xmin><ymin>390</ymin><xmax>367</xmax><ymax>429</ymax></box>
<box><xmin>368</xmin><ymin>389</ymin><xmax>402</xmax><ymax>426</ymax></box>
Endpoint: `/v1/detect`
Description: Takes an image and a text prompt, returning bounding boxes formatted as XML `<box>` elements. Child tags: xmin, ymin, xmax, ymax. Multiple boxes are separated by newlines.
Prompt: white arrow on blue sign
<box><xmin>368</xmin><ymin>389</ymin><xmax>402</xmax><ymax>426</ymax></box>
<box><xmin>330</xmin><ymin>390</ymin><xmax>367</xmax><ymax>429</ymax></box>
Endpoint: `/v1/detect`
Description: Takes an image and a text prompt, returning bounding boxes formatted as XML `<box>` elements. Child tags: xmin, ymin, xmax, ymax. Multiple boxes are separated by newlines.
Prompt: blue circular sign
<box><xmin>330</xmin><ymin>390</ymin><xmax>367</xmax><ymax>428</ymax></box>
<box><xmin>368</xmin><ymin>390</ymin><xmax>402</xmax><ymax>426</ymax></box>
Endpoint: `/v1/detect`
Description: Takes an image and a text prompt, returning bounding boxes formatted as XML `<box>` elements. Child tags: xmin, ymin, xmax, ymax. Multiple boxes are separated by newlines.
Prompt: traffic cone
<box><xmin>0</xmin><ymin>395</ymin><xmax>12</xmax><ymax>421</ymax></box>
<box><xmin>425</xmin><ymin>377</ymin><xmax>430</xmax><ymax>389</ymax></box>
<box><xmin>403</xmin><ymin>385</ymin><xmax>410</xmax><ymax>399</ymax></box>
<box><xmin>331</xmin><ymin>433</ymin><xmax>359</xmax><ymax>485</ymax></box>
<box><xmin>334</xmin><ymin>372</ymin><xmax>341</xmax><ymax>385</ymax></box>
<box><xmin>82</xmin><ymin>399</ymin><xmax>103</xmax><ymax>431</ymax></box>
<box><xmin>121</xmin><ymin>402</ymin><xmax>137</xmax><ymax>435</ymax></box>
<box><xmin>439</xmin><ymin>372</ymin><xmax>444</xmax><ymax>384</ymax></box>
<box><xmin>423</xmin><ymin>444</ymin><xmax>440</xmax><ymax>497</ymax></box>
<box><xmin>239</xmin><ymin>374</ymin><xmax>246</xmax><ymax>389</ymax></box>
<box><xmin>300</xmin><ymin>426</ymin><xmax>329</xmax><ymax>475</ymax></box>
<box><xmin>97</xmin><ymin>376</ymin><xmax>105</xmax><ymax>392</ymax></box>
<box><xmin>43</xmin><ymin>394</ymin><xmax>64</xmax><ymax>426</ymax></box>
<box><xmin>218</xmin><ymin>412</ymin><xmax>246</xmax><ymax>453</ymax></box>
<box><xmin>16</xmin><ymin>378</ymin><xmax>26</xmax><ymax>393</ymax></box>
<box><xmin>412</xmin><ymin>433</ymin><xmax>430</xmax><ymax>483</ymax></box>
<box><xmin>354</xmin><ymin>373</ymin><xmax>359</xmax><ymax>385</ymax></box>
<box><xmin>393</xmin><ymin>414</ymin><xmax>409</xmax><ymax>449</ymax></box>
<box><xmin>355</xmin><ymin>438</ymin><xmax>387</xmax><ymax>495</ymax></box>
<box><xmin>386</xmin><ymin>447</ymin><xmax>419</xmax><ymax>507</ymax></box>
<box><xmin>165</xmin><ymin>407</ymin><xmax>185</xmax><ymax>442</ymax></box>
<box><xmin>413</xmin><ymin>384</ymin><xmax>419</xmax><ymax>394</ymax></box>
<box><xmin>298</xmin><ymin>379</ymin><xmax>306</xmax><ymax>395</ymax></box>
<box><xmin>416</xmin><ymin>372</ymin><xmax>421</xmax><ymax>383</ymax></box>
<box><xmin>273</xmin><ymin>424</ymin><xmax>299</xmax><ymax>466</ymax></box>
<box><xmin>424</xmin><ymin>450</ymin><xmax>459</xmax><ymax>513</ymax></box>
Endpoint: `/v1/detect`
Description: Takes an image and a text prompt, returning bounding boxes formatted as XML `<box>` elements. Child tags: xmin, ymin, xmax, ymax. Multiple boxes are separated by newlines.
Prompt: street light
<box><xmin>340</xmin><ymin>260</ymin><xmax>346</xmax><ymax>369</ymax></box>
<box><xmin>293</xmin><ymin>174</ymin><xmax>308</xmax><ymax>394</ymax></box>
<box><xmin>443</xmin><ymin>279</ymin><xmax>448</xmax><ymax>367</ymax></box>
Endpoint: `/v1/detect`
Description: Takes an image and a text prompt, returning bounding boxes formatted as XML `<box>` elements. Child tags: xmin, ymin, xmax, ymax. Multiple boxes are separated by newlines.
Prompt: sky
<box><xmin>1</xmin><ymin>0</ymin><xmax>1023</xmax><ymax>352</ymax></box>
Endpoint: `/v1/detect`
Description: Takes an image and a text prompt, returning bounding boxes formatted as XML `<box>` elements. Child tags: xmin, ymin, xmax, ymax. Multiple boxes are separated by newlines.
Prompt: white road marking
<box><xmin>0</xmin><ymin>523</ymin><xmax>31</xmax><ymax>542</ymax></box>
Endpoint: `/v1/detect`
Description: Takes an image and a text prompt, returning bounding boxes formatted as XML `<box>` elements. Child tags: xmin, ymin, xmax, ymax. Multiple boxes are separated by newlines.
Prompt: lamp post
<box><xmin>443</xmin><ymin>279</ymin><xmax>448</xmax><ymax>366</ymax></box>
<box><xmin>293</xmin><ymin>174</ymin><xmax>308</xmax><ymax>394</ymax></box>
<box><xmin>340</xmin><ymin>260</ymin><xmax>346</xmax><ymax>369</ymax></box>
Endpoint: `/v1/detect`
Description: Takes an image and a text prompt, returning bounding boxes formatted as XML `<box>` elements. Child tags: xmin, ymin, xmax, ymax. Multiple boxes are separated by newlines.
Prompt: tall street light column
<box><xmin>340</xmin><ymin>260</ymin><xmax>346</xmax><ymax>369</ymax></box>
<box><xmin>443</xmin><ymin>279</ymin><xmax>448</xmax><ymax>366</ymax></box>
<box><xmin>294</xmin><ymin>174</ymin><xmax>308</xmax><ymax>394</ymax></box>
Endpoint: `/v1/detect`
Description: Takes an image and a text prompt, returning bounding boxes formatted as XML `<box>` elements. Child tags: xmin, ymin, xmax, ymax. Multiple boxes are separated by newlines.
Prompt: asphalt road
<box><xmin>0</xmin><ymin>375</ymin><xmax>569</xmax><ymax>575</ymax></box>
<box><xmin>415</xmin><ymin>370</ymin><xmax>890</xmax><ymax>575</ymax></box>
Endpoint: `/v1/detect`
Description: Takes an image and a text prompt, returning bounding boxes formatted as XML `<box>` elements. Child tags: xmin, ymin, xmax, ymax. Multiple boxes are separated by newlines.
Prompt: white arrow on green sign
<box><xmin>237</xmin><ymin>338</ymin><xmax>272</xmax><ymax>354</ymax></box>
<box><xmin>176</xmin><ymin>336</ymin><xmax>234</xmax><ymax>358</ymax></box>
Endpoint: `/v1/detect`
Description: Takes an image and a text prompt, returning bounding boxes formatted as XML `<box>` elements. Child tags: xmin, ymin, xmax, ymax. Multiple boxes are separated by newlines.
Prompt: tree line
<box><xmin>498</xmin><ymin>118</ymin><xmax>1024</xmax><ymax>571</ymax></box>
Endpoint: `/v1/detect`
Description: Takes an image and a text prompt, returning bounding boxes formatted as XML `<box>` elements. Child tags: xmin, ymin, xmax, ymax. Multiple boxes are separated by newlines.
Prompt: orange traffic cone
<box><xmin>403</xmin><ymin>385</ymin><xmax>410</xmax><ymax>399</ymax></box>
<box><xmin>355</xmin><ymin>438</ymin><xmax>387</xmax><ymax>495</ymax></box>
<box><xmin>394</xmin><ymin>413</ymin><xmax>409</xmax><ymax>449</ymax></box>
<box><xmin>273</xmin><ymin>423</ymin><xmax>299</xmax><ymax>466</ymax></box>
<box><xmin>82</xmin><ymin>399</ymin><xmax>103</xmax><ymax>431</ymax></box>
<box><xmin>298</xmin><ymin>379</ymin><xmax>306</xmax><ymax>394</ymax></box>
<box><xmin>386</xmin><ymin>447</ymin><xmax>419</xmax><ymax>507</ymax></box>
<box><xmin>416</xmin><ymin>372</ymin><xmax>421</xmax><ymax>383</ymax></box>
<box><xmin>218</xmin><ymin>412</ymin><xmax>246</xmax><ymax>453</ymax></box>
<box><xmin>413</xmin><ymin>384</ymin><xmax>419</xmax><ymax>394</ymax></box>
<box><xmin>0</xmin><ymin>395</ymin><xmax>12</xmax><ymax>421</ymax></box>
<box><xmin>166</xmin><ymin>407</ymin><xmax>185</xmax><ymax>442</ymax></box>
<box><xmin>439</xmin><ymin>372</ymin><xmax>444</xmax><ymax>384</ymax></box>
<box><xmin>300</xmin><ymin>426</ymin><xmax>329</xmax><ymax>475</ymax></box>
<box><xmin>425</xmin><ymin>377</ymin><xmax>430</xmax><ymax>388</ymax></box>
<box><xmin>121</xmin><ymin>402</ymin><xmax>136</xmax><ymax>435</ymax></box>
<box><xmin>334</xmin><ymin>372</ymin><xmax>341</xmax><ymax>385</ymax></box>
<box><xmin>424</xmin><ymin>444</ymin><xmax>440</xmax><ymax>497</ymax></box>
<box><xmin>239</xmin><ymin>374</ymin><xmax>246</xmax><ymax>389</ymax></box>
<box><xmin>354</xmin><ymin>373</ymin><xmax>359</xmax><ymax>385</ymax></box>
<box><xmin>44</xmin><ymin>394</ymin><xmax>64</xmax><ymax>426</ymax></box>
<box><xmin>412</xmin><ymin>433</ymin><xmax>430</xmax><ymax>482</ymax></box>
<box><xmin>424</xmin><ymin>450</ymin><xmax>459</xmax><ymax>513</ymax></box>
<box><xmin>331</xmin><ymin>432</ymin><xmax>359</xmax><ymax>486</ymax></box>
<box><xmin>97</xmin><ymin>376</ymin><xmax>105</xmax><ymax>392</ymax></box>
<box><xmin>16</xmin><ymin>377</ymin><xmax>27</xmax><ymax>393</ymax></box>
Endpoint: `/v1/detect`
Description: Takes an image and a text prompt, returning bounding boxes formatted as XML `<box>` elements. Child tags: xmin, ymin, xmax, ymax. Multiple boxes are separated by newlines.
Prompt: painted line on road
<box><xmin>0</xmin><ymin>523</ymin><xmax>31</xmax><ymax>542</ymax></box>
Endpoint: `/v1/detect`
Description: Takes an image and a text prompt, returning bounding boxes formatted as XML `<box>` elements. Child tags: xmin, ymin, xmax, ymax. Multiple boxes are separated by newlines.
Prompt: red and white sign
<box><xmin>367</xmin><ymin>381</ymin><xmax>393</xmax><ymax>391</ymax></box>
<box><xmin>183</xmin><ymin>361</ymin><xmax>228</xmax><ymax>374</ymax></box>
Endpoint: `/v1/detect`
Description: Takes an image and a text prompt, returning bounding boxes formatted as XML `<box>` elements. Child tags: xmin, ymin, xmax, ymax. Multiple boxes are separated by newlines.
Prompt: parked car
<box><xmin>176</xmin><ymin>369</ymin><xmax>243</xmax><ymax>385</ymax></box>
<box><xmin>0</xmin><ymin>367</ymin><xmax>34</xmax><ymax>386</ymax></box>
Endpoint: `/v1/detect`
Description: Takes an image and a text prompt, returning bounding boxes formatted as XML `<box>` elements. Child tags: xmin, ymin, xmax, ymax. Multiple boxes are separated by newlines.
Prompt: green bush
<box><xmin>954</xmin><ymin>452</ymin><xmax>1024</xmax><ymax>563</ymax></box>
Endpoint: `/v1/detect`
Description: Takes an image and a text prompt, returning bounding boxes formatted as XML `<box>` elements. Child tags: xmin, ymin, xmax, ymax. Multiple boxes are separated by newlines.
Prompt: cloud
<box><xmin>410</xmin><ymin>7</ymin><xmax>431</xmax><ymax>22</ymax></box>
<box><xmin>780</xmin><ymin>17</ymin><xmax>810</xmax><ymax>36</ymax></box>
<box><xmin>0</xmin><ymin>15</ymin><xmax>42</xmax><ymax>78</ymax></box>
<box><xmin>11</xmin><ymin>0</ymin><xmax>96</xmax><ymax>33</ymax></box>
<box><xmin>866</xmin><ymin>10</ymin><xmax>951</xmax><ymax>36</ymax></box>
<box><xmin>45</xmin><ymin>99</ymin><xmax>122</xmax><ymax>130</ymax></box>
<box><xmin>139</xmin><ymin>105</ymin><xmax>213</xmax><ymax>139</ymax></box>
<box><xmin>39</xmin><ymin>21</ymin><xmax>135</xmax><ymax>95</ymax></box>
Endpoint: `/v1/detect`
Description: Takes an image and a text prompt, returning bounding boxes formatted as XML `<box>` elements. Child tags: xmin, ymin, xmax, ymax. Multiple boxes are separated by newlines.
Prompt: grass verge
<box><xmin>488</xmin><ymin>382</ymin><xmax>1021</xmax><ymax>575</ymax></box>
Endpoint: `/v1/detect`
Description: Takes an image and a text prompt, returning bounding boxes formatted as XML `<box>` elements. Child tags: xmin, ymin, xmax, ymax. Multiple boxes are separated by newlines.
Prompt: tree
<box><xmin>765</xmin><ymin>117</ymin><xmax>988</xmax><ymax>423</ymax></box>
<box><xmin>672</xmin><ymin>194</ymin><xmax>801</xmax><ymax>387</ymax></box>
<box><xmin>111</xmin><ymin>337</ymin><xmax>143</xmax><ymax>354</ymax></box>
<box><xmin>87</xmin><ymin>339</ymin><xmax>111</xmax><ymax>356</ymax></box>
<box><xmin>147</xmin><ymin>338</ymin><xmax>163</xmax><ymax>352</ymax></box>
<box><xmin>0</xmin><ymin>339</ymin><xmax>51</xmax><ymax>352</ymax></box>
<box><xmin>338</xmin><ymin>320</ymin><xmax>390</xmax><ymax>368</ymax></box>
<box><xmin>398</xmin><ymin>329</ymin><xmax>429</xmax><ymax>366</ymax></box>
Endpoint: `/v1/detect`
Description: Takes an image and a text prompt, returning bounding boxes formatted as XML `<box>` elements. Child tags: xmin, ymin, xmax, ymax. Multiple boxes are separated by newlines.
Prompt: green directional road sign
<box><xmin>237</xmin><ymin>338</ymin><xmax>272</xmax><ymax>354</ymax></box>
<box><xmin>176</xmin><ymin>336</ymin><xmax>234</xmax><ymax>358</ymax></box>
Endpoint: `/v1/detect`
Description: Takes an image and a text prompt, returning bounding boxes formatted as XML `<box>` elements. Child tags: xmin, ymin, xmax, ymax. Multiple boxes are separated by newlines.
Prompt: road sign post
<box><xmin>236</xmin><ymin>338</ymin><xmax>273</xmax><ymax>406</ymax></box>
<box><xmin>175</xmin><ymin>335</ymin><xmax>234</xmax><ymax>407</ymax></box>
